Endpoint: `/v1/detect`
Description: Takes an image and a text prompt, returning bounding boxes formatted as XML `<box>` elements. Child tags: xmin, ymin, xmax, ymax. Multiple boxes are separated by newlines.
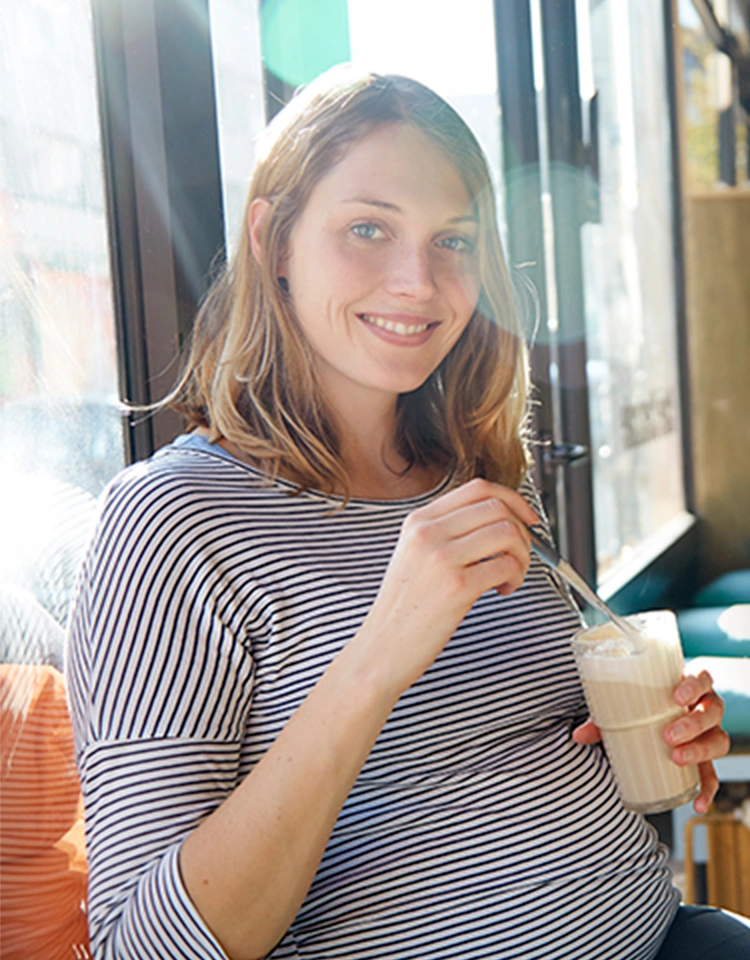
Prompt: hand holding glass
<box><xmin>572</xmin><ymin>610</ymin><xmax>700</xmax><ymax>814</ymax></box>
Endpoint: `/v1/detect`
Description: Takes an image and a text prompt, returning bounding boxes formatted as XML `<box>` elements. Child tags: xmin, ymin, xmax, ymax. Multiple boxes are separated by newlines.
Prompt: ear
<box><xmin>248</xmin><ymin>197</ymin><xmax>272</xmax><ymax>265</ymax></box>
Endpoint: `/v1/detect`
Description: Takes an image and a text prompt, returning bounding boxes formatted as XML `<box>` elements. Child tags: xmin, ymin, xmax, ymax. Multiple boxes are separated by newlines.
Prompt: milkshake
<box><xmin>572</xmin><ymin>611</ymin><xmax>700</xmax><ymax>813</ymax></box>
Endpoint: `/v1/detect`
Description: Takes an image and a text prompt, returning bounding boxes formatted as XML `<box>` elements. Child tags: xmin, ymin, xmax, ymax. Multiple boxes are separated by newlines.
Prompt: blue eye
<box><xmin>438</xmin><ymin>235</ymin><xmax>474</xmax><ymax>253</ymax></box>
<box><xmin>351</xmin><ymin>223</ymin><xmax>383</xmax><ymax>240</ymax></box>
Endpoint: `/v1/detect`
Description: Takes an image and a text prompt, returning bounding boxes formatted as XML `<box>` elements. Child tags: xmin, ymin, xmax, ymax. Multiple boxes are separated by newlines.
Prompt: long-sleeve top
<box><xmin>67</xmin><ymin>435</ymin><xmax>680</xmax><ymax>959</ymax></box>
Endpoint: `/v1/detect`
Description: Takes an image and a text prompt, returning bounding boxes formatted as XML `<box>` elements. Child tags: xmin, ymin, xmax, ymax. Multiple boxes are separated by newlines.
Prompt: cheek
<box><xmin>294</xmin><ymin>239</ymin><xmax>381</xmax><ymax>299</ymax></box>
<box><xmin>449</xmin><ymin>262</ymin><xmax>481</xmax><ymax>315</ymax></box>
<box><xmin>336</xmin><ymin>246</ymin><xmax>388</xmax><ymax>289</ymax></box>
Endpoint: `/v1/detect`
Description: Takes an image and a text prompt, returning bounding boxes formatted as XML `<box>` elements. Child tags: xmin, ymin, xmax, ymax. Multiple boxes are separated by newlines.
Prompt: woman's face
<box><xmin>281</xmin><ymin>123</ymin><xmax>481</xmax><ymax>415</ymax></box>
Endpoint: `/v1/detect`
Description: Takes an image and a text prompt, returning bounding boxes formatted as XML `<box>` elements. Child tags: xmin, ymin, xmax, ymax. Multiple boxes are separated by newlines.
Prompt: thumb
<box><xmin>573</xmin><ymin>718</ymin><xmax>601</xmax><ymax>745</ymax></box>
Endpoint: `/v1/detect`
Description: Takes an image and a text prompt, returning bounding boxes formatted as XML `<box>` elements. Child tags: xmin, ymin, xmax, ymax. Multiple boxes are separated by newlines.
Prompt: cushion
<box><xmin>0</xmin><ymin>663</ymin><xmax>89</xmax><ymax>960</ymax></box>
<box><xmin>691</xmin><ymin>570</ymin><xmax>750</xmax><ymax>608</ymax></box>
<box><xmin>677</xmin><ymin>605</ymin><xmax>750</xmax><ymax>659</ymax></box>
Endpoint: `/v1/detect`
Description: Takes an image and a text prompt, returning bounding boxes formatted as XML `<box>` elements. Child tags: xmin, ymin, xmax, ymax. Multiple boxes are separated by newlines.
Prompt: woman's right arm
<box><xmin>70</xmin><ymin>476</ymin><xmax>537</xmax><ymax>960</ymax></box>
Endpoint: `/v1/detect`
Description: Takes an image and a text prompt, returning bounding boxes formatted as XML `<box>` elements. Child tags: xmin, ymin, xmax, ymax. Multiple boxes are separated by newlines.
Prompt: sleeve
<box><xmin>66</xmin><ymin>466</ymin><xmax>257</xmax><ymax>960</ymax></box>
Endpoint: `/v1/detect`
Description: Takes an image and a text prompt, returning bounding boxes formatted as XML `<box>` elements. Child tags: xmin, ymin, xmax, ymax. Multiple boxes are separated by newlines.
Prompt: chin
<box><xmin>380</xmin><ymin>375</ymin><xmax>432</xmax><ymax>397</ymax></box>
<box><xmin>377</xmin><ymin>364</ymin><xmax>438</xmax><ymax>395</ymax></box>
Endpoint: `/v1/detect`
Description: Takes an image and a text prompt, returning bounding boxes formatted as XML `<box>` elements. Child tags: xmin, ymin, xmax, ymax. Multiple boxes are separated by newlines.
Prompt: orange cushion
<box><xmin>0</xmin><ymin>663</ymin><xmax>89</xmax><ymax>959</ymax></box>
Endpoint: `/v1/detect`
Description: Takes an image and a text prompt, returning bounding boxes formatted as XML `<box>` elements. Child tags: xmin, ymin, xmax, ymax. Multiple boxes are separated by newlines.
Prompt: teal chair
<box><xmin>676</xmin><ymin>574</ymin><xmax>750</xmax><ymax>740</ymax></box>
<box><xmin>690</xmin><ymin>570</ymin><xmax>750</xmax><ymax>608</ymax></box>
<box><xmin>677</xmin><ymin>606</ymin><xmax>750</xmax><ymax>660</ymax></box>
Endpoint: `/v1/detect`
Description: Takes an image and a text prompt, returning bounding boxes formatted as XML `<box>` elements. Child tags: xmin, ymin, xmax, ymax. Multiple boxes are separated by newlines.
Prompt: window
<box><xmin>0</xmin><ymin>0</ymin><xmax>124</xmax><ymax>624</ymax></box>
<box><xmin>209</xmin><ymin>0</ymin><xmax>266</xmax><ymax>255</ymax></box>
<box><xmin>577</xmin><ymin>0</ymin><xmax>690</xmax><ymax>590</ymax></box>
<box><xmin>0</xmin><ymin>2</ymin><xmax>122</xmax><ymax>955</ymax></box>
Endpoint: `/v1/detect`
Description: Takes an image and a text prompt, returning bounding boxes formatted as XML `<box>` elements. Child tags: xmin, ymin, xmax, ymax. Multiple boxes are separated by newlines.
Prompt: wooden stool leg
<box><xmin>684</xmin><ymin>813</ymin><xmax>747</xmax><ymax>912</ymax></box>
<box><xmin>684</xmin><ymin>816</ymin><xmax>698</xmax><ymax>904</ymax></box>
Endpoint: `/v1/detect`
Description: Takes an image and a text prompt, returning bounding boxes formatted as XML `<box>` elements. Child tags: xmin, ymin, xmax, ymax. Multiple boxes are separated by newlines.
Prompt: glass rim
<box><xmin>570</xmin><ymin>609</ymin><xmax>678</xmax><ymax>649</ymax></box>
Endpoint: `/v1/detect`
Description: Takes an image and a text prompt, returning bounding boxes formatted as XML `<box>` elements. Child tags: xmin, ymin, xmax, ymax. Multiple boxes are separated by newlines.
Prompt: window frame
<box><xmin>92</xmin><ymin>0</ymin><xmax>226</xmax><ymax>461</ymax></box>
<box><xmin>494</xmin><ymin>0</ymin><xmax>698</xmax><ymax>611</ymax></box>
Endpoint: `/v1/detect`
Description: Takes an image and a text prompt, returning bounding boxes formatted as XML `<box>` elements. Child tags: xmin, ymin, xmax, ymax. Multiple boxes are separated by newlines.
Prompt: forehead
<box><xmin>308</xmin><ymin>123</ymin><xmax>473</xmax><ymax>217</ymax></box>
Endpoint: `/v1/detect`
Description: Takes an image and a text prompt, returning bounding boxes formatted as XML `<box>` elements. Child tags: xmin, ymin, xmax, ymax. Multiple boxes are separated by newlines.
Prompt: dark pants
<box><xmin>655</xmin><ymin>905</ymin><xmax>750</xmax><ymax>959</ymax></box>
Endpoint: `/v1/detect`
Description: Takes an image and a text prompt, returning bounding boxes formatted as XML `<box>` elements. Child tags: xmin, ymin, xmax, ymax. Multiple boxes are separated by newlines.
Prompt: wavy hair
<box><xmin>171</xmin><ymin>66</ymin><xmax>531</xmax><ymax>496</ymax></box>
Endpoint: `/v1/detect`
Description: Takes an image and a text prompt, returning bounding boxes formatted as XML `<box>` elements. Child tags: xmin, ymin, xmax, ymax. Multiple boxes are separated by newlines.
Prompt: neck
<box><xmin>328</xmin><ymin>393</ymin><xmax>441</xmax><ymax>500</ymax></box>
<box><xmin>200</xmin><ymin>388</ymin><xmax>444</xmax><ymax>501</ymax></box>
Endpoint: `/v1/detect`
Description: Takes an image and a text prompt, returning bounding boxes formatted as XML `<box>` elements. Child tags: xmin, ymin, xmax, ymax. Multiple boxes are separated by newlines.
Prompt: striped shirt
<box><xmin>67</xmin><ymin>435</ymin><xmax>680</xmax><ymax>959</ymax></box>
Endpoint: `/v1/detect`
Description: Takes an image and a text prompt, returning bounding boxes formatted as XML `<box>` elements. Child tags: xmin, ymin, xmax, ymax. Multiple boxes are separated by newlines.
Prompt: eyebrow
<box><xmin>341</xmin><ymin>197</ymin><xmax>478</xmax><ymax>226</ymax></box>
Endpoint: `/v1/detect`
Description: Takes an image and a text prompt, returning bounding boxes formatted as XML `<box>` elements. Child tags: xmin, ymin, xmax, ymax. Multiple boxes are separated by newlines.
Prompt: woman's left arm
<box><xmin>573</xmin><ymin>669</ymin><xmax>730</xmax><ymax>814</ymax></box>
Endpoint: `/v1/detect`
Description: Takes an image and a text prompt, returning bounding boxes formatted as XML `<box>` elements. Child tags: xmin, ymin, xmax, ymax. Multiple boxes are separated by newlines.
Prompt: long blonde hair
<box><xmin>172</xmin><ymin>67</ymin><xmax>530</xmax><ymax>496</ymax></box>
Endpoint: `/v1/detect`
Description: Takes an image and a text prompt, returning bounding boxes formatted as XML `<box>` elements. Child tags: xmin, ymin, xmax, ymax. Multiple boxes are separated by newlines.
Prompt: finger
<box><xmin>492</xmin><ymin>551</ymin><xmax>529</xmax><ymax>596</ymax></box>
<box><xmin>674</xmin><ymin>670</ymin><xmax>715</xmax><ymax>708</ymax></box>
<box><xmin>572</xmin><ymin>719</ymin><xmax>601</xmax><ymax>745</ymax></box>
<box><xmin>453</xmin><ymin>552</ymin><xmax>523</xmax><ymax>599</ymax></box>
<box><xmin>450</xmin><ymin>518</ymin><xmax>531</xmax><ymax>575</ymax></box>
<box><xmin>429</xmin><ymin>497</ymin><xmax>532</xmax><ymax>552</ymax></box>
<box><xmin>670</xmin><ymin>725</ymin><xmax>731</xmax><ymax>767</ymax></box>
<box><xmin>693</xmin><ymin>761</ymin><xmax>720</xmax><ymax>814</ymax></box>
<box><xmin>420</xmin><ymin>478</ymin><xmax>540</xmax><ymax>527</ymax></box>
<box><xmin>665</xmin><ymin>691</ymin><xmax>726</xmax><ymax>747</ymax></box>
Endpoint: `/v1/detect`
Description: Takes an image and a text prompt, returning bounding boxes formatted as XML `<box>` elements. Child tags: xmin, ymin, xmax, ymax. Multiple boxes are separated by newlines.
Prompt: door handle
<box><xmin>542</xmin><ymin>441</ymin><xmax>589</xmax><ymax>470</ymax></box>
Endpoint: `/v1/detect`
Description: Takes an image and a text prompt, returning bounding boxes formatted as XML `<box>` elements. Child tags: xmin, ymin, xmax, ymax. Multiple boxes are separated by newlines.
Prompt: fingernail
<box><xmin>677</xmin><ymin>747</ymin><xmax>694</xmax><ymax>764</ymax></box>
<box><xmin>667</xmin><ymin>721</ymin><xmax>687</xmax><ymax>743</ymax></box>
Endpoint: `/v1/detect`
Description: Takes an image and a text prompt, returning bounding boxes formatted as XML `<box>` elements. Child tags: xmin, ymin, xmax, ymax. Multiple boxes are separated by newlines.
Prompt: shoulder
<box><xmin>517</xmin><ymin>471</ymin><xmax>567</xmax><ymax>568</ymax></box>
<box><xmin>517</xmin><ymin>471</ymin><xmax>542</xmax><ymax>507</ymax></box>
<box><xmin>103</xmin><ymin>440</ymin><xmax>244</xmax><ymax>505</ymax></box>
<box><xmin>96</xmin><ymin>442</ymin><xmax>262</xmax><ymax>540</ymax></box>
<box><xmin>76</xmin><ymin>442</ymin><xmax>303</xmax><ymax>622</ymax></box>
<box><xmin>76</xmin><ymin>445</ymin><xmax>253</xmax><ymax>612</ymax></box>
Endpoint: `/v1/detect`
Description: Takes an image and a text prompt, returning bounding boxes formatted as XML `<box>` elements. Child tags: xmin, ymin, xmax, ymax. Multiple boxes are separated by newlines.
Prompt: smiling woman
<box><xmin>65</xmin><ymin>65</ymin><xmax>740</xmax><ymax>960</ymax></box>
<box><xmin>170</xmin><ymin>68</ymin><xmax>528</xmax><ymax>501</ymax></box>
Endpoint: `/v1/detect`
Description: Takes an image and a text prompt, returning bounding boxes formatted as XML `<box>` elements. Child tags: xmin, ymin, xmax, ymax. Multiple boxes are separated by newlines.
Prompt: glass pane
<box><xmin>0</xmin><ymin>0</ymin><xmax>124</xmax><ymax>592</ymax></box>
<box><xmin>209</xmin><ymin>0</ymin><xmax>267</xmax><ymax>256</ymax></box>
<box><xmin>347</xmin><ymin>0</ymin><xmax>506</xmax><ymax>240</ymax></box>
<box><xmin>0</xmin><ymin>1</ymin><xmax>122</xmax><ymax>949</ymax></box>
<box><xmin>577</xmin><ymin>0</ymin><xmax>687</xmax><ymax>588</ymax></box>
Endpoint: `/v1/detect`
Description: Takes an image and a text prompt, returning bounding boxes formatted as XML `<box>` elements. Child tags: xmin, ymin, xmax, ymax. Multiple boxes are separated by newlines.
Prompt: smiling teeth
<box><xmin>361</xmin><ymin>314</ymin><xmax>430</xmax><ymax>336</ymax></box>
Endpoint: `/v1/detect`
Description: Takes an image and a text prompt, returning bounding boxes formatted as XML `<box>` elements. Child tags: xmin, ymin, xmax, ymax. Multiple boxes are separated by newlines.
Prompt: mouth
<box><xmin>358</xmin><ymin>313</ymin><xmax>437</xmax><ymax>337</ymax></box>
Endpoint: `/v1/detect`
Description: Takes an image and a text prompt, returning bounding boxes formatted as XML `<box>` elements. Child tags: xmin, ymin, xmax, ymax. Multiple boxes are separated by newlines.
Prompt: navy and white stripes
<box><xmin>67</xmin><ymin>436</ymin><xmax>680</xmax><ymax>958</ymax></box>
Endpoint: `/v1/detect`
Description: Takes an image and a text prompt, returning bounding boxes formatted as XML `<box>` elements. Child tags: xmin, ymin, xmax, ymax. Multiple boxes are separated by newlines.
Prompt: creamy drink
<box><xmin>572</xmin><ymin>611</ymin><xmax>700</xmax><ymax>813</ymax></box>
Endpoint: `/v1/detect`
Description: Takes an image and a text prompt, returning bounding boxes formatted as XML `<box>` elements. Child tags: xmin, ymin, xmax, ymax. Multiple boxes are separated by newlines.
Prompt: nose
<box><xmin>384</xmin><ymin>243</ymin><xmax>437</xmax><ymax>301</ymax></box>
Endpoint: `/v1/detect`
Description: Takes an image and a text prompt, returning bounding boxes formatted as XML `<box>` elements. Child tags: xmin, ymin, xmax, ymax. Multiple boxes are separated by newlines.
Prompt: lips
<box><xmin>358</xmin><ymin>313</ymin><xmax>437</xmax><ymax>338</ymax></box>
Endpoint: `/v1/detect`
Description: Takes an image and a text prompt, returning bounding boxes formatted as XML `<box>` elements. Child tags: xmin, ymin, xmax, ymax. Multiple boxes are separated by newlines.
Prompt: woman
<box><xmin>68</xmin><ymin>68</ymin><xmax>741</xmax><ymax>960</ymax></box>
